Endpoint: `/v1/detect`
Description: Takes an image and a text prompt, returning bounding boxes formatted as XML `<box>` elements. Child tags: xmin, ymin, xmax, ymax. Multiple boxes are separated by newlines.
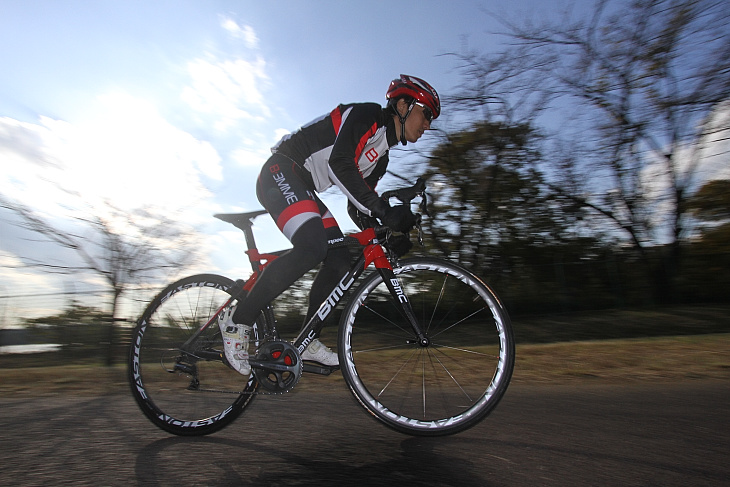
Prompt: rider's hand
<box><xmin>386</xmin><ymin>233</ymin><xmax>413</xmax><ymax>257</ymax></box>
<box><xmin>382</xmin><ymin>205</ymin><xmax>416</xmax><ymax>233</ymax></box>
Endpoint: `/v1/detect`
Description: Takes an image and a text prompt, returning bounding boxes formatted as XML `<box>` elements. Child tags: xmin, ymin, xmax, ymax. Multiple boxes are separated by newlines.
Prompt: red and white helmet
<box><xmin>386</xmin><ymin>74</ymin><xmax>441</xmax><ymax>120</ymax></box>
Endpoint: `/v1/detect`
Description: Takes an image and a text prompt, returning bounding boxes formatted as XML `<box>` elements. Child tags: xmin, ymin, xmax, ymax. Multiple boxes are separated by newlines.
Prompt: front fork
<box><xmin>378</xmin><ymin>266</ymin><xmax>430</xmax><ymax>347</ymax></box>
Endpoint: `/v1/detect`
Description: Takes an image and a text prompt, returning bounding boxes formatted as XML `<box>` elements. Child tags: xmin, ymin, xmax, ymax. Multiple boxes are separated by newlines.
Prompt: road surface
<box><xmin>1</xmin><ymin>379</ymin><xmax>728</xmax><ymax>486</ymax></box>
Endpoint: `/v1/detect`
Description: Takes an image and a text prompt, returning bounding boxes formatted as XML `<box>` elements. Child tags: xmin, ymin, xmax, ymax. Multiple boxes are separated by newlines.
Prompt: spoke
<box><xmin>429</xmin><ymin>343</ymin><xmax>494</xmax><ymax>357</ymax></box>
<box><xmin>422</xmin><ymin>350</ymin><xmax>427</xmax><ymax>418</ymax></box>
<box><xmin>424</xmin><ymin>274</ymin><xmax>449</xmax><ymax>334</ymax></box>
<box><xmin>430</xmin><ymin>306</ymin><xmax>488</xmax><ymax>339</ymax></box>
<box><xmin>429</xmin><ymin>348</ymin><xmax>474</xmax><ymax>402</ymax></box>
<box><xmin>377</xmin><ymin>347</ymin><xmax>419</xmax><ymax>398</ymax></box>
<box><xmin>354</xmin><ymin>343</ymin><xmax>412</xmax><ymax>354</ymax></box>
<box><xmin>362</xmin><ymin>304</ymin><xmax>414</xmax><ymax>337</ymax></box>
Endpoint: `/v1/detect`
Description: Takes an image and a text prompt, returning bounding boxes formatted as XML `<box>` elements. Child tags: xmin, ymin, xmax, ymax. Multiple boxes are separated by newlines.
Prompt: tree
<box><xmin>0</xmin><ymin>194</ymin><xmax>199</xmax><ymax>364</ymax></box>
<box><xmin>422</xmin><ymin>121</ymin><xmax>545</xmax><ymax>264</ymax></box>
<box><xmin>453</xmin><ymin>0</ymin><xmax>730</xmax><ymax>303</ymax></box>
<box><xmin>417</xmin><ymin>121</ymin><xmax>617</xmax><ymax>312</ymax></box>
<box><xmin>686</xmin><ymin>179</ymin><xmax>730</xmax><ymax>224</ymax></box>
<box><xmin>680</xmin><ymin>179</ymin><xmax>730</xmax><ymax>301</ymax></box>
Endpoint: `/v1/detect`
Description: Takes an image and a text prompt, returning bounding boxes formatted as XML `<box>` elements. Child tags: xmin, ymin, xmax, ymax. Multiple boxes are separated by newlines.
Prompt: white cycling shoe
<box><xmin>301</xmin><ymin>339</ymin><xmax>339</xmax><ymax>366</ymax></box>
<box><xmin>218</xmin><ymin>306</ymin><xmax>252</xmax><ymax>376</ymax></box>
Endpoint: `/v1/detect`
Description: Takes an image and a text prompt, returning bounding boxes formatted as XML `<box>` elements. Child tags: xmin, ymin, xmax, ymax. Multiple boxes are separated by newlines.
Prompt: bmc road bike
<box><xmin>128</xmin><ymin>179</ymin><xmax>515</xmax><ymax>436</ymax></box>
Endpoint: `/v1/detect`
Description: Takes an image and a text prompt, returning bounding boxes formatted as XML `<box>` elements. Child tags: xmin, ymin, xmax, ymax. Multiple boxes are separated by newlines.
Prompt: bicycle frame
<box><xmin>288</xmin><ymin>227</ymin><xmax>429</xmax><ymax>357</ymax></box>
<box><xmin>183</xmin><ymin>217</ymin><xmax>427</xmax><ymax>373</ymax></box>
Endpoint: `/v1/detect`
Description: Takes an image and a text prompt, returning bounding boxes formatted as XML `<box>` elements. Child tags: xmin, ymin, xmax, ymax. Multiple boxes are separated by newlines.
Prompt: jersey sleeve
<box><xmin>347</xmin><ymin>154</ymin><xmax>389</xmax><ymax>228</ymax></box>
<box><xmin>328</xmin><ymin>104</ymin><xmax>390</xmax><ymax>218</ymax></box>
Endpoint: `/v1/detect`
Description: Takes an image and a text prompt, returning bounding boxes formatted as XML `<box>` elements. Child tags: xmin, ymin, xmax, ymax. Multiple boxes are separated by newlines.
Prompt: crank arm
<box><xmin>248</xmin><ymin>359</ymin><xmax>299</xmax><ymax>374</ymax></box>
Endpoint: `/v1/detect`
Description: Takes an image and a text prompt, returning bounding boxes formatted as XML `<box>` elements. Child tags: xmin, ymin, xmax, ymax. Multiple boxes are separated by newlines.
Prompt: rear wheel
<box><xmin>129</xmin><ymin>274</ymin><xmax>259</xmax><ymax>436</ymax></box>
<box><xmin>338</xmin><ymin>258</ymin><xmax>514</xmax><ymax>436</ymax></box>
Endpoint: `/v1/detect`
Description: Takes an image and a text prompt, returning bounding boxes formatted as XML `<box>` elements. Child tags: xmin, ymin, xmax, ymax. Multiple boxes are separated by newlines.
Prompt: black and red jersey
<box><xmin>271</xmin><ymin>102</ymin><xmax>398</xmax><ymax>219</ymax></box>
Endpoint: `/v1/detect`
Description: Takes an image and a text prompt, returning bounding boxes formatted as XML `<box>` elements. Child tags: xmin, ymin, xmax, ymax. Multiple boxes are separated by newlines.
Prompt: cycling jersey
<box><xmin>271</xmin><ymin>102</ymin><xmax>398</xmax><ymax>219</ymax></box>
<box><xmin>235</xmin><ymin>102</ymin><xmax>398</xmax><ymax>329</ymax></box>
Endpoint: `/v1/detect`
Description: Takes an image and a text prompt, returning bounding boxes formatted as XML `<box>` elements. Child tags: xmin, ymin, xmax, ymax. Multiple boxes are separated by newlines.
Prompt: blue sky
<box><xmin>4</xmin><ymin>0</ymin><xmax>580</xmax><ymax>318</ymax></box>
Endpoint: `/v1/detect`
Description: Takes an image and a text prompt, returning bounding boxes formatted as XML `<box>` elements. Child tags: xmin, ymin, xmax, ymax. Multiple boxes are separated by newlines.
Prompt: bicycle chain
<box><xmin>191</xmin><ymin>385</ymin><xmax>289</xmax><ymax>396</ymax></box>
<box><xmin>189</xmin><ymin>369</ymin><xmax>301</xmax><ymax>396</ymax></box>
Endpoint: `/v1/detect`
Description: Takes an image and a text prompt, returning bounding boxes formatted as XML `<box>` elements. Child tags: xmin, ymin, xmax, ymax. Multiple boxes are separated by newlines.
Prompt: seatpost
<box><xmin>242</xmin><ymin>224</ymin><xmax>257</xmax><ymax>252</ymax></box>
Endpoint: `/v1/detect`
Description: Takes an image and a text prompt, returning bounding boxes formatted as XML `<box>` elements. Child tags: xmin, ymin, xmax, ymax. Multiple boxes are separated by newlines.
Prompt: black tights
<box><xmin>233</xmin><ymin>218</ymin><xmax>351</xmax><ymax>329</ymax></box>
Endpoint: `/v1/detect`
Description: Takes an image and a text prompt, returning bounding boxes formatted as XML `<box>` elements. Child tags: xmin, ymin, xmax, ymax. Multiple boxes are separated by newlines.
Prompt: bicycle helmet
<box><xmin>386</xmin><ymin>74</ymin><xmax>441</xmax><ymax>145</ymax></box>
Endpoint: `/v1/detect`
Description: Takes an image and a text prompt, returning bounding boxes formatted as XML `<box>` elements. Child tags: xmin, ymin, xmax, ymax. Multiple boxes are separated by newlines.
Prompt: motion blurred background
<box><xmin>1</xmin><ymin>0</ymin><xmax>728</xmax><ymax>370</ymax></box>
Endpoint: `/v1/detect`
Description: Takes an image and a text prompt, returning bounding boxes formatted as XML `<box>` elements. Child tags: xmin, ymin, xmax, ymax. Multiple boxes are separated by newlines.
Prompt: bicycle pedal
<box><xmin>302</xmin><ymin>363</ymin><xmax>340</xmax><ymax>376</ymax></box>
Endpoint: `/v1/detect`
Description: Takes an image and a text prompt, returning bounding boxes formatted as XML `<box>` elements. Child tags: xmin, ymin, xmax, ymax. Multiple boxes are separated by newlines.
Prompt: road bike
<box><xmin>128</xmin><ymin>178</ymin><xmax>515</xmax><ymax>437</ymax></box>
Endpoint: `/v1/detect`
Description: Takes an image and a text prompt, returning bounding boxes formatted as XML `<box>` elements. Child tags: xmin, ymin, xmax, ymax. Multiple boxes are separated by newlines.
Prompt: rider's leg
<box><xmin>232</xmin><ymin>217</ymin><xmax>340</xmax><ymax>366</ymax></box>
<box><xmin>222</xmin><ymin>218</ymin><xmax>327</xmax><ymax>374</ymax></box>
<box><xmin>302</xmin><ymin>225</ymin><xmax>351</xmax><ymax>326</ymax></box>
<box><xmin>228</xmin><ymin>153</ymin><xmax>339</xmax><ymax>365</ymax></box>
<box><xmin>233</xmin><ymin>217</ymin><xmax>328</xmax><ymax>326</ymax></box>
<box><xmin>295</xmin><ymin>223</ymin><xmax>349</xmax><ymax>366</ymax></box>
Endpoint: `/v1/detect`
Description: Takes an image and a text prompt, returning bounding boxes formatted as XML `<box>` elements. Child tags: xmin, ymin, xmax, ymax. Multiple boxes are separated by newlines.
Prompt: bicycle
<box><xmin>128</xmin><ymin>178</ymin><xmax>515</xmax><ymax>437</ymax></box>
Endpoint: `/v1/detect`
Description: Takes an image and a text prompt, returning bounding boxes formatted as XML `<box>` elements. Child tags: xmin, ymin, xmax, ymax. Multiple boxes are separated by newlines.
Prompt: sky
<box><xmin>1</xmin><ymin>0</ymin><xmax>725</xmax><ymax>323</ymax></box>
<box><xmin>2</xmin><ymin>0</ymin><xmax>576</xmax><ymax>321</ymax></box>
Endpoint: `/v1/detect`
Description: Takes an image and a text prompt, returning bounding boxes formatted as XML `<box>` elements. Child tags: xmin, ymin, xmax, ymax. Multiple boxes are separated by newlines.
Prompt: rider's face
<box><xmin>396</xmin><ymin>99</ymin><xmax>432</xmax><ymax>143</ymax></box>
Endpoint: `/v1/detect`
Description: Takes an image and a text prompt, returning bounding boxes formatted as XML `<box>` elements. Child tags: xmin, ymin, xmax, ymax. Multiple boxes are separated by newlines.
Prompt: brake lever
<box><xmin>415</xmin><ymin>214</ymin><xmax>424</xmax><ymax>246</ymax></box>
<box><xmin>379</xmin><ymin>177</ymin><xmax>428</xmax><ymax>246</ymax></box>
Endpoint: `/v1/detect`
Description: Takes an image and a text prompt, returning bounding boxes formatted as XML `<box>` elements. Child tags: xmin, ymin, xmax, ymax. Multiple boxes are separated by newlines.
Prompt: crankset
<box><xmin>250</xmin><ymin>340</ymin><xmax>302</xmax><ymax>393</ymax></box>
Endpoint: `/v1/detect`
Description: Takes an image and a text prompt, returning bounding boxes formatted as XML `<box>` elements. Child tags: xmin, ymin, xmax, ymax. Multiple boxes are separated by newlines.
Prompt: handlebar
<box><xmin>378</xmin><ymin>177</ymin><xmax>429</xmax><ymax>246</ymax></box>
<box><xmin>381</xmin><ymin>177</ymin><xmax>427</xmax><ymax>206</ymax></box>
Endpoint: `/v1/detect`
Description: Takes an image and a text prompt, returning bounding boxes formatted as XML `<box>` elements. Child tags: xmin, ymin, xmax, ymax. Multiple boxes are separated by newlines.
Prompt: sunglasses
<box><xmin>415</xmin><ymin>102</ymin><xmax>434</xmax><ymax>123</ymax></box>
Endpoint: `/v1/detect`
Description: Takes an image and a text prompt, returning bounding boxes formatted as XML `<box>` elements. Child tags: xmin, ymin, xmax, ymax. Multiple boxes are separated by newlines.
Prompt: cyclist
<box><xmin>219</xmin><ymin>74</ymin><xmax>441</xmax><ymax>375</ymax></box>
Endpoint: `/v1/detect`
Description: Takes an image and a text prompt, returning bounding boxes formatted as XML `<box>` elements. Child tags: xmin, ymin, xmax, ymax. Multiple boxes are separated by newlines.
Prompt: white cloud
<box><xmin>697</xmin><ymin>100</ymin><xmax>730</xmax><ymax>182</ymax></box>
<box><xmin>220</xmin><ymin>16</ymin><xmax>259</xmax><ymax>49</ymax></box>
<box><xmin>182</xmin><ymin>56</ymin><xmax>270</xmax><ymax>132</ymax></box>
<box><xmin>0</xmin><ymin>92</ymin><xmax>222</xmax><ymax>218</ymax></box>
<box><xmin>0</xmin><ymin>94</ymin><xmax>228</xmax><ymax>321</ymax></box>
<box><xmin>273</xmin><ymin>128</ymin><xmax>290</xmax><ymax>141</ymax></box>
<box><xmin>230</xmin><ymin>146</ymin><xmax>271</xmax><ymax>167</ymax></box>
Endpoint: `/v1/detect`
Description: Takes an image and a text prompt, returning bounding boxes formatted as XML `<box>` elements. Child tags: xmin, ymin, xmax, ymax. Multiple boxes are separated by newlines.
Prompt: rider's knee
<box><xmin>323</xmin><ymin>246</ymin><xmax>351</xmax><ymax>275</ymax></box>
<box><xmin>291</xmin><ymin>219</ymin><xmax>329</xmax><ymax>266</ymax></box>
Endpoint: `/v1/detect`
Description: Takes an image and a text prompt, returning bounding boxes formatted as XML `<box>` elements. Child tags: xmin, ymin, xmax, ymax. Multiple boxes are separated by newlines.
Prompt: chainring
<box><xmin>252</xmin><ymin>340</ymin><xmax>302</xmax><ymax>393</ymax></box>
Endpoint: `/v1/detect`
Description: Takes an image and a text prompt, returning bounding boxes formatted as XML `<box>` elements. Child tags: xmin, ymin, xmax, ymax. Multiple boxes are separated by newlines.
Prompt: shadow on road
<box><xmin>135</xmin><ymin>434</ymin><xmax>492</xmax><ymax>486</ymax></box>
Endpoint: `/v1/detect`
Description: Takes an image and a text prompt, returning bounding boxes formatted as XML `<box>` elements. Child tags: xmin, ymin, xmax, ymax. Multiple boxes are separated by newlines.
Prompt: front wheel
<box><xmin>338</xmin><ymin>258</ymin><xmax>515</xmax><ymax>436</ymax></box>
<box><xmin>128</xmin><ymin>274</ymin><xmax>259</xmax><ymax>436</ymax></box>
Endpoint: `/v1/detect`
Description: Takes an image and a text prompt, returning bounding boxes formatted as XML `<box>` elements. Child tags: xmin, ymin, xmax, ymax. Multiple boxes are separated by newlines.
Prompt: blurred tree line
<box><xmin>415</xmin><ymin>120</ymin><xmax>730</xmax><ymax>313</ymax></box>
<box><xmin>0</xmin><ymin>197</ymin><xmax>198</xmax><ymax>365</ymax></box>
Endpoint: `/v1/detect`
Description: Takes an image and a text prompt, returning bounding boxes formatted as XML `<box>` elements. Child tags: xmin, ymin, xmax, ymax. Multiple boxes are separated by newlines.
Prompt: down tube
<box><xmin>292</xmin><ymin>254</ymin><xmax>368</xmax><ymax>353</ymax></box>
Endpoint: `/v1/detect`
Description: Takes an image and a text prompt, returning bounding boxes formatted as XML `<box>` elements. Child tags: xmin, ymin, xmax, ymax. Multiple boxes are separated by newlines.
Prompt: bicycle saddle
<box><xmin>214</xmin><ymin>210</ymin><xmax>268</xmax><ymax>231</ymax></box>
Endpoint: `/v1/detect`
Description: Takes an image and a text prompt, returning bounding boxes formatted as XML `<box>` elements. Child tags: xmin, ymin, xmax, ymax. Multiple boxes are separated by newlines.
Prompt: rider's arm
<box><xmin>347</xmin><ymin>152</ymin><xmax>388</xmax><ymax>229</ymax></box>
<box><xmin>328</xmin><ymin>104</ymin><xmax>391</xmax><ymax>219</ymax></box>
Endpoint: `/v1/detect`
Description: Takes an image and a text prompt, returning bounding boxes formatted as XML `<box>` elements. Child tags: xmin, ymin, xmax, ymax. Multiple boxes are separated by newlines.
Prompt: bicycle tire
<box><xmin>338</xmin><ymin>257</ymin><xmax>515</xmax><ymax>436</ymax></box>
<box><xmin>128</xmin><ymin>274</ymin><xmax>259</xmax><ymax>436</ymax></box>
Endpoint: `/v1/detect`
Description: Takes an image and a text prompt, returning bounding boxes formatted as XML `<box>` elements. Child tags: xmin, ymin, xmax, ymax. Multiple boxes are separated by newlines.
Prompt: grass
<box><xmin>513</xmin><ymin>333</ymin><xmax>730</xmax><ymax>383</ymax></box>
<box><xmin>1</xmin><ymin>333</ymin><xmax>728</xmax><ymax>397</ymax></box>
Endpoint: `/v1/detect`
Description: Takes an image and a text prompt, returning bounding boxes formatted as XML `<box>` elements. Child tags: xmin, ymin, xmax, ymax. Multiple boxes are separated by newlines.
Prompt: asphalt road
<box><xmin>1</xmin><ymin>379</ymin><xmax>728</xmax><ymax>486</ymax></box>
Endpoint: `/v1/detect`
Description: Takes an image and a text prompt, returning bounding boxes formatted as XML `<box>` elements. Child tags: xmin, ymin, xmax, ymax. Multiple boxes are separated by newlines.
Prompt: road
<box><xmin>1</xmin><ymin>379</ymin><xmax>728</xmax><ymax>486</ymax></box>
